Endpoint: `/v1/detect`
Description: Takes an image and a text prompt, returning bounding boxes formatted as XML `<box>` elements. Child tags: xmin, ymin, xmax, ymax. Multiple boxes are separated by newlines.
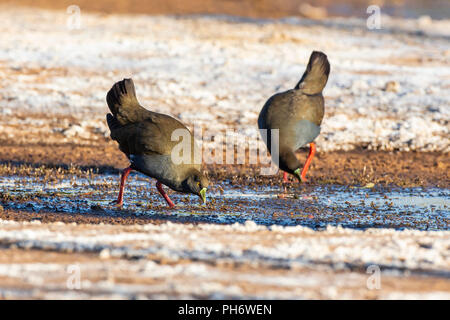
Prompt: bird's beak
<box><xmin>294</xmin><ymin>168</ymin><xmax>303</xmax><ymax>183</ymax></box>
<box><xmin>199</xmin><ymin>188</ymin><xmax>207</xmax><ymax>204</ymax></box>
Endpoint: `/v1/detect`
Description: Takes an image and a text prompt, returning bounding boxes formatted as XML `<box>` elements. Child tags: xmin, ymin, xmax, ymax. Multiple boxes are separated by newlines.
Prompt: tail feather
<box><xmin>106</xmin><ymin>113</ymin><xmax>121</xmax><ymax>132</ymax></box>
<box><xmin>295</xmin><ymin>51</ymin><xmax>330</xmax><ymax>95</ymax></box>
<box><xmin>106</xmin><ymin>78</ymin><xmax>143</xmax><ymax>125</ymax></box>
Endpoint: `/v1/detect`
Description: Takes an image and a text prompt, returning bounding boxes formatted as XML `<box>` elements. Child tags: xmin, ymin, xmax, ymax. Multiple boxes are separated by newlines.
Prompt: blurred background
<box><xmin>3</xmin><ymin>0</ymin><xmax>450</xmax><ymax>19</ymax></box>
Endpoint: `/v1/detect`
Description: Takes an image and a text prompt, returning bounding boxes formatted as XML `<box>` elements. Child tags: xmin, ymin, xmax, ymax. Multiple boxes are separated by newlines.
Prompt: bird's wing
<box><xmin>262</xmin><ymin>91</ymin><xmax>323</xmax><ymax>150</ymax></box>
<box><xmin>109</xmin><ymin>114</ymin><xmax>191</xmax><ymax>156</ymax></box>
<box><xmin>260</xmin><ymin>91</ymin><xmax>295</xmax><ymax>129</ymax></box>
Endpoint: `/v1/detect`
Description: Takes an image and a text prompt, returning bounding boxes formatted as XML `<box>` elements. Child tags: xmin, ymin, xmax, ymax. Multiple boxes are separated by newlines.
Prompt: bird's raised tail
<box><xmin>106</xmin><ymin>113</ymin><xmax>121</xmax><ymax>132</ymax></box>
<box><xmin>295</xmin><ymin>51</ymin><xmax>330</xmax><ymax>95</ymax></box>
<box><xmin>106</xmin><ymin>78</ymin><xmax>145</xmax><ymax>126</ymax></box>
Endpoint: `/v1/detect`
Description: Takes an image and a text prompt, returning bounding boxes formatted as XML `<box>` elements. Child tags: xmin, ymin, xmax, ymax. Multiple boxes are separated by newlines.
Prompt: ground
<box><xmin>0</xmin><ymin>5</ymin><xmax>449</xmax><ymax>299</ymax></box>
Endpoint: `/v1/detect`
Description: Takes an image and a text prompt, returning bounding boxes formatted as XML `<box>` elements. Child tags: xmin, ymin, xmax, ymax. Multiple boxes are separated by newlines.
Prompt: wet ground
<box><xmin>1</xmin><ymin>172</ymin><xmax>448</xmax><ymax>231</ymax></box>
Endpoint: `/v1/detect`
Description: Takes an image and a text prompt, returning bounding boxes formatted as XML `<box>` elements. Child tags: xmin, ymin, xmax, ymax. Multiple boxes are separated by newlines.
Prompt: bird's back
<box><xmin>259</xmin><ymin>90</ymin><xmax>323</xmax><ymax>150</ymax></box>
<box><xmin>106</xmin><ymin>78</ymin><xmax>193</xmax><ymax>157</ymax></box>
<box><xmin>258</xmin><ymin>51</ymin><xmax>329</xmax><ymax>151</ymax></box>
<box><xmin>108</xmin><ymin>111</ymin><xmax>190</xmax><ymax>157</ymax></box>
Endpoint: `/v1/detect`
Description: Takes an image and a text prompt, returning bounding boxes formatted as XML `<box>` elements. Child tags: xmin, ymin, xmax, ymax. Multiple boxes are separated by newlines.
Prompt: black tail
<box><xmin>106</xmin><ymin>78</ymin><xmax>143</xmax><ymax>125</ymax></box>
<box><xmin>295</xmin><ymin>51</ymin><xmax>330</xmax><ymax>94</ymax></box>
<box><xmin>106</xmin><ymin>113</ymin><xmax>121</xmax><ymax>132</ymax></box>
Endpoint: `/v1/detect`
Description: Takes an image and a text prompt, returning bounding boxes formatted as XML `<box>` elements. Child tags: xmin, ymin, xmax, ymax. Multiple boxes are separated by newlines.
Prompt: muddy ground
<box><xmin>0</xmin><ymin>139</ymin><xmax>448</xmax><ymax>188</ymax></box>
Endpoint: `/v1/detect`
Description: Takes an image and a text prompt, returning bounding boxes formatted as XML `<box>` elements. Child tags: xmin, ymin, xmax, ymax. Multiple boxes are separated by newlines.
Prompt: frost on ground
<box><xmin>0</xmin><ymin>219</ymin><xmax>449</xmax><ymax>299</ymax></box>
<box><xmin>0</xmin><ymin>6</ymin><xmax>449</xmax><ymax>152</ymax></box>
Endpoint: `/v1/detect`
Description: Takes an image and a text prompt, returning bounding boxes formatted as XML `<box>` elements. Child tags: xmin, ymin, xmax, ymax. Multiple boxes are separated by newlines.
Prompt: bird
<box><xmin>258</xmin><ymin>51</ymin><xmax>330</xmax><ymax>183</ymax></box>
<box><xmin>106</xmin><ymin>78</ymin><xmax>209</xmax><ymax>208</ymax></box>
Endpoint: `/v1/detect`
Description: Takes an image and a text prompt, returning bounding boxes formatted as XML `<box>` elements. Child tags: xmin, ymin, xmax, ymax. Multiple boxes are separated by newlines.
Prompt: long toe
<box><xmin>110</xmin><ymin>199</ymin><xmax>123</xmax><ymax>207</ymax></box>
<box><xmin>282</xmin><ymin>172</ymin><xmax>292</xmax><ymax>183</ymax></box>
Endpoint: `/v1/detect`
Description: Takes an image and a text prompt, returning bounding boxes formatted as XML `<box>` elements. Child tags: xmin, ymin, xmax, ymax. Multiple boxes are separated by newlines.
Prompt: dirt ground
<box><xmin>0</xmin><ymin>140</ymin><xmax>448</xmax><ymax>188</ymax></box>
<box><xmin>0</xmin><ymin>243</ymin><xmax>448</xmax><ymax>300</ymax></box>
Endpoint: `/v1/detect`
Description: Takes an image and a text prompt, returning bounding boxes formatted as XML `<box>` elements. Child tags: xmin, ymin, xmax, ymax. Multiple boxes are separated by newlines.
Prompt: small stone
<box><xmin>417</xmin><ymin>15</ymin><xmax>432</xmax><ymax>27</ymax></box>
<box><xmin>99</xmin><ymin>248</ymin><xmax>111</xmax><ymax>259</ymax></box>
<box><xmin>63</xmin><ymin>124</ymin><xmax>92</xmax><ymax>139</ymax></box>
<box><xmin>384</xmin><ymin>81</ymin><xmax>400</xmax><ymax>93</ymax></box>
<box><xmin>90</xmin><ymin>204</ymin><xmax>104</xmax><ymax>211</ymax></box>
<box><xmin>298</xmin><ymin>3</ymin><xmax>327</xmax><ymax>19</ymax></box>
<box><xmin>362</xmin><ymin>182</ymin><xmax>375</xmax><ymax>189</ymax></box>
<box><xmin>435</xmin><ymin>161</ymin><xmax>445</xmax><ymax>169</ymax></box>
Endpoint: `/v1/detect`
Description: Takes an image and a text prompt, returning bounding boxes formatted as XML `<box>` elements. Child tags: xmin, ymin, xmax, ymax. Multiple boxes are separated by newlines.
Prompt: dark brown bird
<box><xmin>258</xmin><ymin>51</ymin><xmax>330</xmax><ymax>183</ymax></box>
<box><xmin>106</xmin><ymin>78</ymin><xmax>209</xmax><ymax>208</ymax></box>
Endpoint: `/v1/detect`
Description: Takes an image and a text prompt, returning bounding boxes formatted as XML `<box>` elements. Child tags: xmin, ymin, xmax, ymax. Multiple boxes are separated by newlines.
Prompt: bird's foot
<box><xmin>110</xmin><ymin>199</ymin><xmax>123</xmax><ymax>208</ymax></box>
<box><xmin>282</xmin><ymin>172</ymin><xmax>292</xmax><ymax>184</ymax></box>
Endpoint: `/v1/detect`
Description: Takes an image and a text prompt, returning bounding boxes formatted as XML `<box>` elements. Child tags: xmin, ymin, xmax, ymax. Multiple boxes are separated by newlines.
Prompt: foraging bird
<box><xmin>106</xmin><ymin>78</ymin><xmax>209</xmax><ymax>208</ymax></box>
<box><xmin>258</xmin><ymin>51</ymin><xmax>330</xmax><ymax>183</ymax></box>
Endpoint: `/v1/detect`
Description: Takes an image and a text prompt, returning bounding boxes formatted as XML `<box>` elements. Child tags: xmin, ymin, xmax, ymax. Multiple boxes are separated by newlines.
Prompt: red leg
<box><xmin>114</xmin><ymin>166</ymin><xmax>132</xmax><ymax>206</ymax></box>
<box><xmin>300</xmin><ymin>142</ymin><xmax>316</xmax><ymax>182</ymax></box>
<box><xmin>283</xmin><ymin>172</ymin><xmax>291</xmax><ymax>183</ymax></box>
<box><xmin>156</xmin><ymin>181</ymin><xmax>175</xmax><ymax>208</ymax></box>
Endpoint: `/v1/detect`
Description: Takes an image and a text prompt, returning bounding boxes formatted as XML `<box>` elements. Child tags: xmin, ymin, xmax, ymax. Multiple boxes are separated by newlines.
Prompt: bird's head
<box><xmin>184</xmin><ymin>169</ymin><xmax>210</xmax><ymax>204</ymax></box>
